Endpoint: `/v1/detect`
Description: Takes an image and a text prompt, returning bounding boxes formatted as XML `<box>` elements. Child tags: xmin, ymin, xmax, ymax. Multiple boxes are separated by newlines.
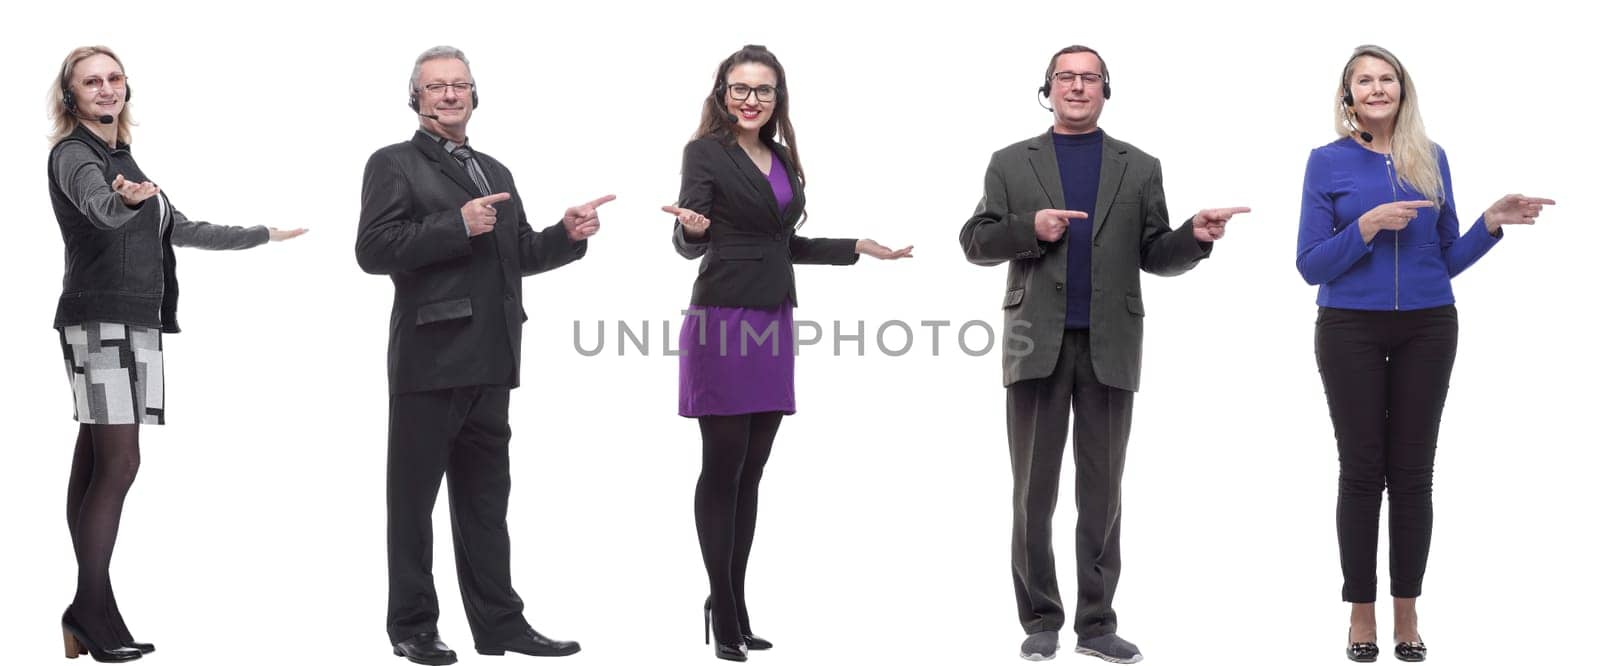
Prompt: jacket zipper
<box><xmin>1385</xmin><ymin>155</ymin><xmax>1398</xmax><ymax>310</ymax></box>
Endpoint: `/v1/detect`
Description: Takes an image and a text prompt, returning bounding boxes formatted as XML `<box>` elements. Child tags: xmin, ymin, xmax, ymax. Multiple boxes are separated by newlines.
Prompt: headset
<box><xmin>60</xmin><ymin>59</ymin><xmax>130</xmax><ymax>122</ymax></box>
<box><xmin>1340</xmin><ymin>46</ymin><xmax>1407</xmax><ymax>143</ymax></box>
<box><xmin>713</xmin><ymin>45</ymin><xmax>784</xmax><ymax>106</ymax></box>
<box><xmin>1037</xmin><ymin>45</ymin><xmax>1110</xmax><ymax>111</ymax></box>
<box><xmin>409</xmin><ymin>83</ymin><xmax>479</xmax><ymax>114</ymax></box>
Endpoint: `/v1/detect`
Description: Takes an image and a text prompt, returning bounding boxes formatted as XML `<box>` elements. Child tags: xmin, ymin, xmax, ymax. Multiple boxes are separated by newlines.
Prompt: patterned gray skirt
<box><xmin>58</xmin><ymin>322</ymin><xmax>165</xmax><ymax>425</ymax></box>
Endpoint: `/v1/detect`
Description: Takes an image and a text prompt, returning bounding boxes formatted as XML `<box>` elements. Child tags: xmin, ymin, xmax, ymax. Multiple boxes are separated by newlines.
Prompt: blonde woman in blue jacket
<box><xmin>1296</xmin><ymin>44</ymin><xmax>1553</xmax><ymax>663</ymax></box>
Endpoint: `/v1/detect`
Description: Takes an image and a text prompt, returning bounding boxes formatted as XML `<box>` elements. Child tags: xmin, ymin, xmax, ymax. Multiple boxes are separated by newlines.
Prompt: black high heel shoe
<box><xmin>61</xmin><ymin>609</ymin><xmax>142</xmax><ymax>662</ymax></box>
<box><xmin>702</xmin><ymin>598</ymin><xmax>747</xmax><ymax>662</ymax></box>
<box><xmin>1346</xmin><ymin>628</ymin><xmax>1379</xmax><ymax>663</ymax></box>
<box><xmin>1394</xmin><ymin>640</ymin><xmax>1427</xmax><ymax>662</ymax></box>
<box><xmin>110</xmin><ymin>608</ymin><xmax>154</xmax><ymax>654</ymax></box>
<box><xmin>119</xmin><ymin>640</ymin><xmax>155</xmax><ymax>655</ymax></box>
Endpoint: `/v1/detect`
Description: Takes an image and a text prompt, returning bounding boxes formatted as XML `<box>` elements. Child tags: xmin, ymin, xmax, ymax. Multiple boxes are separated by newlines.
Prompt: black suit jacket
<box><xmin>357</xmin><ymin>131</ymin><xmax>586</xmax><ymax>394</ymax></box>
<box><xmin>671</xmin><ymin>135</ymin><xmax>858</xmax><ymax>308</ymax></box>
<box><xmin>960</xmin><ymin>131</ymin><xmax>1211</xmax><ymax>391</ymax></box>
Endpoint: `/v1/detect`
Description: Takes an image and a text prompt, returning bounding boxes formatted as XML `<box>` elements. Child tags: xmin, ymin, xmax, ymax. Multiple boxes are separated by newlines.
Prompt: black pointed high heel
<box><xmin>61</xmin><ymin>609</ymin><xmax>142</xmax><ymax>662</ymax></box>
<box><xmin>702</xmin><ymin>598</ymin><xmax>747</xmax><ymax>662</ymax></box>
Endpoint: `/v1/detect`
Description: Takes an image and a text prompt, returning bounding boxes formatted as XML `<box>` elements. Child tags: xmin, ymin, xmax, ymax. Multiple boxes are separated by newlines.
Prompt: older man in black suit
<box><xmin>356</xmin><ymin>45</ymin><xmax>611</xmax><ymax>666</ymax></box>
<box><xmin>960</xmin><ymin>45</ymin><xmax>1248</xmax><ymax>664</ymax></box>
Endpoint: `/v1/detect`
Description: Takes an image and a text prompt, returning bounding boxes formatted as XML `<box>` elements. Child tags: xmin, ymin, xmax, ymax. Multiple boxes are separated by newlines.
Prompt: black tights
<box><xmin>66</xmin><ymin>423</ymin><xmax>142</xmax><ymax>646</ymax></box>
<box><xmin>695</xmin><ymin>412</ymin><xmax>783</xmax><ymax>643</ymax></box>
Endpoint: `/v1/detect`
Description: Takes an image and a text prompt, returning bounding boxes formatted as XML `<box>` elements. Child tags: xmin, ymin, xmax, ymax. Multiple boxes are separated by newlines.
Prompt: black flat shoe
<box><xmin>392</xmin><ymin>632</ymin><xmax>458</xmax><ymax>665</ymax></box>
<box><xmin>61</xmin><ymin>609</ymin><xmax>142</xmax><ymax>662</ymax></box>
<box><xmin>741</xmin><ymin>633</ymin><xmax>772</xmax><ymax>651</ymax></box>
<box><xmin>1346</xmin><ymin>630</ymin><xmax>1379</xmax><ymax>663</ymax></box>
<box><xmin>1394</xmin><ymin>641</ymin><xmax>1426</xmax><ymax>662</ymax></box>
<box><xmin>1347</xmin><ymin>642</ymin><xmax>1379</xmax><ymax>663</ymax></box>
<box><xmin>477</xmin><ymin>627</ymin><xmax>580</xmax><ymax>657</ymax></box>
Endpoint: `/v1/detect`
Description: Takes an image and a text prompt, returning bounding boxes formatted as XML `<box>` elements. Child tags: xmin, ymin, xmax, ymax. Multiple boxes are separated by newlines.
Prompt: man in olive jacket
<box><xmin>959</xmin><ymin>46</ymin><xmax>1248</xmax><ymax>664</ymax></box>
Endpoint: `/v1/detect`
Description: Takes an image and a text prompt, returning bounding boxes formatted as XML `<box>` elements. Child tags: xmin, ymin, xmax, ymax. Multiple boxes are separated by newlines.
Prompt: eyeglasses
<box><xmin>1050</xmin><ymin>71</ymin><xmax>1104</xmax><ymax>86</ymax></box>
<box><xmin>422</xmin><ymin>82</ymin><xmax>475</xmax><ymax>95</ymax></box>
<box><xmin>80</xmin><ymin>73</ymin><xmax>127</xmax><ymax>92</ymax></box>
<box><xmin>726</xmin><ymin>83</ymin><xmax>778</xmax><ymax>103</ymax></box>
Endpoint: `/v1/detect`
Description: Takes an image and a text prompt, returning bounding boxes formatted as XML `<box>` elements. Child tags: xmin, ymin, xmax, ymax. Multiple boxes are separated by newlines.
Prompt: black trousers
<box><xmin>1006</xmin><ymin>329</ymin><xmax>1134</xmax><ymax>639</ymax></box>
<box><xmin>1315</xmin><ymin>306</ymin><xmax>1458</xmax><ymax>603</ymax></box>
<box><xmin>386</xmin><ymin>385</ymin><xmax>528</xmax><ymax>645</ymax></box>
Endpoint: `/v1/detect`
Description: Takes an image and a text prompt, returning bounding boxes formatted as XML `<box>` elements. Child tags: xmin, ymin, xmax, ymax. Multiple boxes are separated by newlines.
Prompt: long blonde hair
<box><xmin>48</xmin><ymin>46</ymin><xmax>134</xmax><ymax>145</ymax></box>
<box><xmin>1332</xmin><ymin>45</ymin><xmax>1442</xmax><ymax>203</ymax></box>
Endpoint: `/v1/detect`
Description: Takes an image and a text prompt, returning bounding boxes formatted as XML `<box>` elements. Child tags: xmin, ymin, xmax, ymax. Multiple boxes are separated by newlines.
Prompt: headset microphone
<box><xmin>1342</xmin><ymin>90</ymin><xmax>1374</xmax><ymax>143</ymax></box>
<box><xmin>62</xmin><ymin>79</ymin><xmax>126</xmax><ymax>126</ymax></box>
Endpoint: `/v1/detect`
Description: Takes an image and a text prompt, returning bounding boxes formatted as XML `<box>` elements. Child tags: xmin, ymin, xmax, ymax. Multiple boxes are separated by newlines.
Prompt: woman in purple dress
<box><xmin>661</xmin><ymin>44</ymin><xmax>911</xmax><ymax>662</ymax></box>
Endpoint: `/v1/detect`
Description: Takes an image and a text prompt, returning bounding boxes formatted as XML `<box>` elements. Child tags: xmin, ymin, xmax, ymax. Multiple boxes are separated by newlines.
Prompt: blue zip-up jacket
<box><xmin>1296</xmin><ymin>137</ymin><xmax>1501</xmax><ymax>310</ymax></box>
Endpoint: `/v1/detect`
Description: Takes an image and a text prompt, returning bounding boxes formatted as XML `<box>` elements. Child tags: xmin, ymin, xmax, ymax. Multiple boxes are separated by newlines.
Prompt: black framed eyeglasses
<box><xmin>726</xmin><ymin>83</ymin><xmax>778</xmax><ymax>103</ymax></box>
<box><xmin>1050</xmin><ymin>71</ymin><xmax>1104</xmax><ymax>86</ymax></box>
<box><xmin>422</xmin><ymin>82</ymin><xmax>475</xmax><ymax>95</ymax></box>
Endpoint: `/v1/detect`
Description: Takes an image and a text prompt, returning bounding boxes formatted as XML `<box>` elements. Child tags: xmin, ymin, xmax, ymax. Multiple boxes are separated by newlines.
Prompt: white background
<box><xmin>2</xmin><ymin>1</ymin><xmax>1593</xmax><ymax>665</ymax></box>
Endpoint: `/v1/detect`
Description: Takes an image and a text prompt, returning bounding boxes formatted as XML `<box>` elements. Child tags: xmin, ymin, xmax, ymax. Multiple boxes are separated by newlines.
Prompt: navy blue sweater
<box><xmin>1053</xmin><ymin>130</ymin><xmax>1102</xmax><ymax>328</ymax></box>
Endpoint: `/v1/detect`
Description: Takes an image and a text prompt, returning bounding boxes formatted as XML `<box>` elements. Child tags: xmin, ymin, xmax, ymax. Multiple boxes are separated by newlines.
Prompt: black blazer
<box><xmin>357</xmin><ymin>131</ymin><xmax>586</xmax><ymax>394</ymax></box>
<box><xmin>671</xmin><ymin>135</ymin><xmax>858</xmax><ymax>308</ymax></box>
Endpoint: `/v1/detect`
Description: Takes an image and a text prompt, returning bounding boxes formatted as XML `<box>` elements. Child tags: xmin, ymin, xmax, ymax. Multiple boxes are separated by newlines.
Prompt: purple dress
<box><xmin>678</xmin><ymin>158</ymin><xmax>797</xmax><ymax>417</ymax></box>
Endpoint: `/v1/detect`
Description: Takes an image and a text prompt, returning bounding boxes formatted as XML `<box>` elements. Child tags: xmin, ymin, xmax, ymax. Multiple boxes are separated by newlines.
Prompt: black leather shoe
<box><xmin>1346</xmin><ymin>628</ymin><xmax>1379</xmax><ymax>663</ymax></box>
<box><xmin>713</xmin><ymin>641</ymin><xmax>749</xmax><ymax>662</ymax></box>
<box><xmin>110</xmin><ymin>606</ymin><xmax>154</xmax><ymax>653</ymax></box>
<box><xmin>392</xmin><ymin>633</ymin><xmax>458</xmax><ymax>665</ymax></box>
<box><xmin>1394</xmin><ymin>641</ymin><xmax>1426</xmax><ymax>662</ymax></box>
<box><xmin>61</xmin><ymin>609</ymin><xmax>142</xmax><ymax>662</ymax></box>
<box><xmin>121</xmin><ymin>641</ymin><xmax>155</xmax><ymax>655</ymax></box>
<box><xmin>477</xmin><ymin>627</ymin><xmax>581</xmax><ymax>657</ymax></box>
<box><xmin>741</xmin><ymin>633</ymin><xmax>773</xmax><ymax>651</ymax></box>
<box><xmin>702</xmin><ymin>598</ymin><xmax>747</xmax><ymax>662</ymax></box>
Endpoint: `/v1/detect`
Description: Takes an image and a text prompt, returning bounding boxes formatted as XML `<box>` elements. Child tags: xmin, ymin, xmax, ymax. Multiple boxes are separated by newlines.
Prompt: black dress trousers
<box><xmin>386</xmin><ymin>385</ymin><xmax>529</xmax><ymax>645</ymax></box>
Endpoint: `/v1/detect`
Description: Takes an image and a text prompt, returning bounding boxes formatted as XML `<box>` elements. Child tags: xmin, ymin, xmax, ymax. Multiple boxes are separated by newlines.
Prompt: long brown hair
<box><xmin>1332</xmin><ymin>45</ymin><xmax>1442</xmax><ymax>203</ymax></box>
<box><xmin>694</xmin><ymin>45</ymin><xmax>804</xmax><ymax>186</ymax></box>
<box><xmin>49</xmin><ymin>46</ymin><xmax>134</xmax><ymax>145</ymax></box>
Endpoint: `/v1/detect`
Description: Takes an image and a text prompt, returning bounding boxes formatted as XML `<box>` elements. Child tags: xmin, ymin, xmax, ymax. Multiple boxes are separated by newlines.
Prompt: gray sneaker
<box><xmin>1020</xmin><ymin>630</ymin><xmax>1060</xmax><ymax>661</ymax></box>
<box><xmin>1074</xmin><ymin>634</ymin><xmax>1143</xmax><ymax>664</ymax></box>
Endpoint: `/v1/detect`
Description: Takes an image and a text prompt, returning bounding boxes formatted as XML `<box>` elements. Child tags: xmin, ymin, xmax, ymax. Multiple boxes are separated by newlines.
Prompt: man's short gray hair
<box><xmin>410</xmin><ymin>45</ymin><xmax>472</xmax><ymax>93</ymax></box>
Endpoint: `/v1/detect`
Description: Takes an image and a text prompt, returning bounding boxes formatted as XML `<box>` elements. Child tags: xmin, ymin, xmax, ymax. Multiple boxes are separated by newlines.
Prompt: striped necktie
<box><xmin>450</xmin><ymin>145</ymin><xmax>492</xmax><ymax>197</ymax></box>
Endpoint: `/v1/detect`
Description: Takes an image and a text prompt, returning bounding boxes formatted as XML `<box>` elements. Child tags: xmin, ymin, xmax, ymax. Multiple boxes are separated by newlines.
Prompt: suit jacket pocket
<box><xmin>1002</xmin><ymin>287</ymin><xmax>1025</xmax><ymax>309</ymax></box>
<box><xmin>714</xmin><ymin>245</ymin><xmax>765</xmax><ymax>261</ymax></box>
<box><xmin>417</xmin><ymin>297</ymin><xmax>473</xmax><ymax>325</ymax></box>
<box><xmin>1126</xmin><ymin>294</ymin><xmax>1145</xmax><ymax>316</ymax></box>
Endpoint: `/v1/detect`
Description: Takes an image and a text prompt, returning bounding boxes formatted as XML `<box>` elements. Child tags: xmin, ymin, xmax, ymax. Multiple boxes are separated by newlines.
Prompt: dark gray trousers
<box><xmin>1007</xmin><ymin>329</ymin><xmax>1134</xmax><ymax>639</ymax></box>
